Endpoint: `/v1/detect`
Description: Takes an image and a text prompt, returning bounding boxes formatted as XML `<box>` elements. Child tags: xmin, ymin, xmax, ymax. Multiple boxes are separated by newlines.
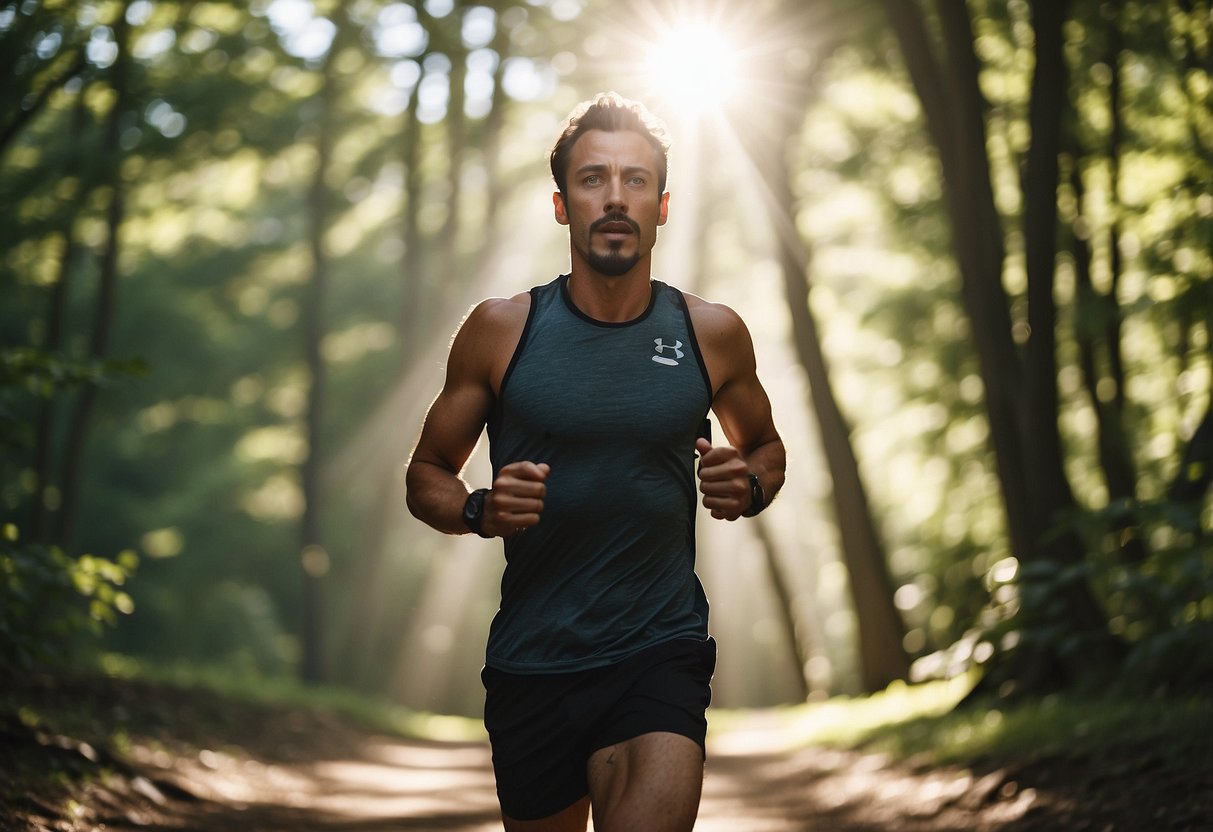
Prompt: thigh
<box><xmin>586</xmin><ymin>732</ymin><xmax>705</xmax><ymax>832</ymax></box>
<box><xmin>584</xmin><ymin>637</ymin><xmax>716</xmax><ymax>832</ymax></box>
<box><xmin>502</xmin><ymin>795</ymin><xmax>590</xmax><ymax>832</ymax></box>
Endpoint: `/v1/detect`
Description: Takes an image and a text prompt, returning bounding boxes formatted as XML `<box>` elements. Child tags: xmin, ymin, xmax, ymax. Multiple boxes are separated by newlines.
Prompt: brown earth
<box><xmin>1</xmin><ymin>673</ymin><xmax>1209</xmax><ymax>831</ymax></box>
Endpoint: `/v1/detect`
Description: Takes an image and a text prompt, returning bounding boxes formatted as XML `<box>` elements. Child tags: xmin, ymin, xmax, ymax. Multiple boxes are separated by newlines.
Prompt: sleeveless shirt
<box><xmin>485</xmin><ymin>274</ymin><xmax>713</xmax><ymax>673</ymax></box>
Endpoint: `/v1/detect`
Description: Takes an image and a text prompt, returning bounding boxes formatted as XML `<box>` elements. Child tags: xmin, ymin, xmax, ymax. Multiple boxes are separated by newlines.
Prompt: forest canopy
<box><xmin>2</xmin><ymin>0</ymin><xmax>1211</xmax><ymax>714</ymax></box>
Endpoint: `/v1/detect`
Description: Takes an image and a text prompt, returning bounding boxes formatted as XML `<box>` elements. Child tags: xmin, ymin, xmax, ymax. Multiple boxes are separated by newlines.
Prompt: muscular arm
<box><xmin>405</xmin><ymin>296</ymin><xmax>548</xmax><ymax>537</ymax></box>
<box><xmin>689</xmin><ymin>298</ymin><xmax>786</xmax><ymax>520</ymax></box>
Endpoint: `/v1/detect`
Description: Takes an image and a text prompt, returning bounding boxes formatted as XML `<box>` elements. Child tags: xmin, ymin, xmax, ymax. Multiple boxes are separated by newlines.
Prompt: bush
<box><xmin>0</xmin><ymin>522</ymin><xmax>138</xmax><ymax>672</ymax></box>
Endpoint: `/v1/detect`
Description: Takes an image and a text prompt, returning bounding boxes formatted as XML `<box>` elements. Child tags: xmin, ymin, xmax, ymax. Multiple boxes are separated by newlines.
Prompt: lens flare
<box><xmin>644</xmin><ymin>21</ymin><xmax>742</xmax><ymax>118</ymax></box>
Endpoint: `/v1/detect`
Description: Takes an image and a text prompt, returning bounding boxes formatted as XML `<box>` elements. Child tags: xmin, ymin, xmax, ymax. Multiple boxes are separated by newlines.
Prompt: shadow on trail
<box><xmin>102</xmin><ymin>737</ymin><xmax>504</xmax><ymax>832</ymax></box>
<box><xmin>7</xmin><ymin>673</ymin><xmax>1205</xmax><ymax>832</ymax></box>
<box><xmin>99</xmin><ymin>723</ymin><xmax>1049</xmax><ymax>832</ymax></box>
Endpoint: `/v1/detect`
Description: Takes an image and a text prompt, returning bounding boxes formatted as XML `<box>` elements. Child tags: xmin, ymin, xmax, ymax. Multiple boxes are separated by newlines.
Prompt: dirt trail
<box><xmin>9</xmin><ymin>675</ymin><xmax>1208</xmax><ymax>830</ymax></box>
<box><xmin>93</xmin><ymin>715</ymin><xmax>1046</xmax><ymax>832</ymax></box>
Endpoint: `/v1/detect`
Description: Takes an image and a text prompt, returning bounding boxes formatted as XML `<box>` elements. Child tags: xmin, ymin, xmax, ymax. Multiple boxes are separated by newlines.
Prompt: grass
<box><xmin>94</xmin><ymin>655</ymin><xmax>1213</xmax><ymax>767</ymax></box>
<box><xmin>93</xmin><ymin>652</ymin><xmax>488</xmax><ymax>743</ymax></box>
<box><xmin>711</xmin><ymin>671</ymin><xmax>1213</xmax><ymax>769</ymax></box>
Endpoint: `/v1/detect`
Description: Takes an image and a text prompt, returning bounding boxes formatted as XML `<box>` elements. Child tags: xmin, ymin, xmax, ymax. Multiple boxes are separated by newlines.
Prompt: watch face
<box><xmin>464</xmin><ymin>490</ymin><xmax>484</xmax><ymax>523</ymax></box>
<box><xmin>464</xmin><ymin>488</ymin><xmax>490</xmax><ymax>536</ymax></box>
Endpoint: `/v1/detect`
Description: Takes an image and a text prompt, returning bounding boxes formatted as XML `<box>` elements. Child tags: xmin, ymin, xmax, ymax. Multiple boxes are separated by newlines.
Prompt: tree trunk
<box><xmin>752</xmin><ymin>100</ymin><xmax>909</xmax><ymax>692</ymax></box>
<box><xmin>56</xmin><ymin>9</ymin><xmax>131</xmax><ymax>549</ymax></box>
<box><xmin>1069</xmin><ymin>160</ymin><xmax>1140</xmax><ymax>514</ymax></box>
<box><xmin>884</xmin><ymin>0</ymin><xmax>1120</xmax><ymax>692</ymax></box>
<box><xmin>0</xmin><ymin>52</ymin><xmax>86</xmax><ymax>162</ymax></box>
<box><xmin>399</xmin><ymin>63</ymin><xmax>426</xmax><ymax>359</ymax></box>
<box><xmin>299</xmin><ymin>19</ymin><xmax>344</xmax><ymax>685</ymax></box>
<box><xmin>752</xmin><ymin>516</ymin><xmax>812</xmax><ymax>700</ymax></box>
<box><xmin>437</xmin><ymin>30</ymin><xmax>468</xmax><ymax>312</ymax></box>
<box><xmin>1012</xmin><ymin>0</ymin><xmax>1118</xmax><ymax>687</ymax></box>
<box><xmin>31</xmin><ymin>91</ymin><xmax>91</xmax><ymax>544</ymax></box>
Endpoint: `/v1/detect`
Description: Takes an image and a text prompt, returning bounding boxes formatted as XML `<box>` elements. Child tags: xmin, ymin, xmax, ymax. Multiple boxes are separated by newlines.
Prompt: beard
<box><xmin>586</xmin><ymin>246</ymin><xmax>641</xmax><ymax>277</ymax></box>
<box><xmin>584</xmin><ymin>213</ymin><xmax>642</xmax><ymax>276</ymax></box>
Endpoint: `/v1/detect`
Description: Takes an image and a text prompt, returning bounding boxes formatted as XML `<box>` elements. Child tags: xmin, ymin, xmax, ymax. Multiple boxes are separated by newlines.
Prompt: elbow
<box><xmin>403</xmin><ymin>464</ymin><xmax>423</xmax><ymax>521</ymax></box>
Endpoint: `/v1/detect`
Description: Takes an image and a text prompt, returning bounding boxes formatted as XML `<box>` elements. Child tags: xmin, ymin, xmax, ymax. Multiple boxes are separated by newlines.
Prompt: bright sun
<box><xmin>644</xmin><ymin>21</ymin><xmax>743</xmax><ymax>119</ymax></box>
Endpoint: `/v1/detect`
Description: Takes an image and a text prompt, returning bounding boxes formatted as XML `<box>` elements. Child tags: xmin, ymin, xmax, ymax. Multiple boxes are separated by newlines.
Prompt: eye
<box><xmin>628</xmin><ymin>175</ymin><xmax>646</xmax><ymax>186</ymax></box>
<box><xmin>583</xmin><ymin>174</ymin><xmax>602</xmax><ymax>186</ymax></box>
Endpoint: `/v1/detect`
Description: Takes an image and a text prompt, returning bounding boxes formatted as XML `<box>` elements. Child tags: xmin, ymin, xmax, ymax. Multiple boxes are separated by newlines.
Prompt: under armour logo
<box><xmin>653</xmin><ymin>337</ymin><xmax>684</xmax><ymax>366</ymax></box>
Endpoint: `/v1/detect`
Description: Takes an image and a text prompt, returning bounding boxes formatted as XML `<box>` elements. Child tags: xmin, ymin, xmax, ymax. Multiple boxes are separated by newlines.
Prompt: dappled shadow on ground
<box><xmin>701</xmin><ymin>714</ymin><xmax>1210</xmax><ymax>832</ymax></box>
<box><xmin>3</xmin><ymin>674</ymin><xmax>1209</xmax><ymax>831</ymax></box>
<box><xmin>700</xmin><ymin>722</ymin><xmax>1035</xmax><ymax>832</ymax></box>
<box><xmin>97</xmin><ymin>736</ymin><xmax>503</xmax><ymax>831</ymax></box>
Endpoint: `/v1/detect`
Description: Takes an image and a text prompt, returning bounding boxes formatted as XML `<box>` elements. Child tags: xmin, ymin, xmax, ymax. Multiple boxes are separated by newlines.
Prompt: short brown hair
<box><xmin>549</xmin><ymin>92</ymin><xmax>670</xmax><ymax>200</ymax></box>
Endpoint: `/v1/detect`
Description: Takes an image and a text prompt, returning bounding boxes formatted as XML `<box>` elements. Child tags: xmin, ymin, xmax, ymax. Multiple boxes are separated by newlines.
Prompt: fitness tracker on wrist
<box><xmin>741</xmin><ymin>473</ymin><xmax>766</xmax><ymax>517</ymax></box>
<box><xmin>462</xmin><ymin>488</ymin><xmax>494</xmax><ymax>538</ymax></box>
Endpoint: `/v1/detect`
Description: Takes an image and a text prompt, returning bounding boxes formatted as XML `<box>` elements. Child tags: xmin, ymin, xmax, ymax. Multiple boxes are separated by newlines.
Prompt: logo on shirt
<box><xmin>652</xmin><ymin>338</ymin><xmax>684</xmax><ymax>366</ymax></box>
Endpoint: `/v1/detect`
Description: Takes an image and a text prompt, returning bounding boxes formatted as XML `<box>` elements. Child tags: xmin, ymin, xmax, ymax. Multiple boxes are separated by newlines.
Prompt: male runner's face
<box><xmin>555</xmin><ymin>129</ymin><xmax>669</xmax><ymax>278</ymax></box>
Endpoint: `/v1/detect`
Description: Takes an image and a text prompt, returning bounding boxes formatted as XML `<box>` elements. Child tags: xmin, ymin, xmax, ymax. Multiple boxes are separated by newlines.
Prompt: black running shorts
<box><xmin>481</xmin><ymin>636</ymin><xmax>717</xmax><ymax>822</ymax></box>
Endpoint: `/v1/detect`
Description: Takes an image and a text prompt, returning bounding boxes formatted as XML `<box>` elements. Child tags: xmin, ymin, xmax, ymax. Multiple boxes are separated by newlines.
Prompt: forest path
<box><xmin>100</xmin><ymin>713</ymin><xmax>1040</xmax><ymax>832</ymax></box>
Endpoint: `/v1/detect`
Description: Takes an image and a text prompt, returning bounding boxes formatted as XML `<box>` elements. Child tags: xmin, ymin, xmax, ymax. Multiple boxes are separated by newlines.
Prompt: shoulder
<box><xmin>680</xmin><ymin>291</ymin><xmax>751</xmax><ymax>345</ymax></box>
<box><xmin>679</xmin><ymin>291</ymin><xmax>757</xmax><ymax>391</ymax></box>
<box><xmin>456</xmin><ymin>292</ymin><xmax>532</xmax><ymax>343</ymax></box>
<box><xmin>446</xmin><ymin>292</ymin><xmax>532</xmax><ymax>382</ymax></box>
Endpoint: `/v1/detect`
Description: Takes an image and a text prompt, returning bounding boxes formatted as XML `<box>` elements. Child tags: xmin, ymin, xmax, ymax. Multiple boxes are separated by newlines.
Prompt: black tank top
<box><xmin>485</xmin><ymin>274</ymin><xmax>713</xmax><ymax>672</ymax></box>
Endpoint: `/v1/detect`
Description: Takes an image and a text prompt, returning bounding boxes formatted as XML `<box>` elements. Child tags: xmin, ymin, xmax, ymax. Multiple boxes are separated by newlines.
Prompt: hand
<box><xmin>695</xmin><ymin>438</ymin><xmax>751</xmax><ymax>521</ymax></box>
<box><xmin>484</xmin><ymin>461</ymin><xmax>550</xmax><ymax>537</ymax></box>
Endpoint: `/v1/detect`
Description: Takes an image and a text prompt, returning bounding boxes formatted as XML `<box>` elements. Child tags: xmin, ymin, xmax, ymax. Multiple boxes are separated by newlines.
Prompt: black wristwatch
<box><xmin>462</xmin><ymin>488</ymin><xmax>494</xmax><ymax>538</ymax></box>
<box><xmin>741</xmin><ymin>473</ymin><xmax>766</xmax><ymax>517</ymax></box>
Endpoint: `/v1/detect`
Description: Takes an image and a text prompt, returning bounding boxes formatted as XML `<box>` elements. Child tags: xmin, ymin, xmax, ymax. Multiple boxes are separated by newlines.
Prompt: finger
<box><xmin>489</xmin><ymin>488</ymin><xmax>545</xmax><ymax>514</ymax></box>
<box><xmin>695</xmin><ymin>437</ymin><xmax>712</xmax><ymax>455</ymax></box>
<box><xmin>498</xmin><ymin>511</ymin><xmax>542</xmax><ymax>529</ymax></box>
<box><xmin>701</xmin><ymin>495</ymin><xmax>744</xmax><ymax>521</ymax></box>
<box><xmin>494</xmin><ymin>477</ymin><xmax>547</xmax><ymax>501</ymax></box>
<box><xmin>700</xmin><ymin>480</ymin><xmax>747</xmax><ymax>500</ymax></box>
<box><xmin>697</xmin><ymin>458</ymin><xmax>748</xmax><ymax>484</ymax></box>
<box><xmin>501</xmin><ymin>460</ymin><xmax>550</xmax><ymax>481</ymax></box>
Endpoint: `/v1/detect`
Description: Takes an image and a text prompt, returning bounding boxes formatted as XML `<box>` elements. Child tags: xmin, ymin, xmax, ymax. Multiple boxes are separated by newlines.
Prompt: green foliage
<box><xmin>0</xmin><ymin>523</ymin><xmax>138</xmax><ymax>672</ymax></box>
<box><xmin>858</xmin><ymin>690</ymin><xmax>1213</xmax><ymax>768</ymax></box>
<box><xmin>1078</xmin><ymin>500</ymin><xmax>1213</xmax><ymax>692</ymax></box>
<box><xmin>933</xmin><ymin>496</ymin><xmax>1213</xmax><ymax>696</ymax></box>
<box><xmin>0</xmin><ymin>347</ymin><xmax>147</xmax><ymax>449</ymax></box>
<box><xmin>2</xmin><ymin>0</ymin><xmax>1210</xmax><ymax>709</ymax></box>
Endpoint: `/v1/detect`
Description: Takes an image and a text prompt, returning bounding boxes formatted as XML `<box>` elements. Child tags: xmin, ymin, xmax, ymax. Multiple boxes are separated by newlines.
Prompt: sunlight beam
<box><xmin>644</xmin><ymin>20</ymin><xmax>742</xmax><ymax>119</ymax></box>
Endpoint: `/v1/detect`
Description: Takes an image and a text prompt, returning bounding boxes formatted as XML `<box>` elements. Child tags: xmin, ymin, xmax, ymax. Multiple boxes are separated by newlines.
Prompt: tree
<box><xmin>881</xmin><ymin>0</ymin><xmax>1121</xmax><ymax>692</ymax></box>
<box><xmin>741</xmin><ymin>0</ymin><xmax>912</xmax><ymax>693</ymax></box>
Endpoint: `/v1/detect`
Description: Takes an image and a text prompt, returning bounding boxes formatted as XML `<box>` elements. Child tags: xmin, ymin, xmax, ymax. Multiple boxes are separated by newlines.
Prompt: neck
<box><xmin>566</xmin><ymin>256</ymin><xmax>653</xmax><ymax>323</ymax></box>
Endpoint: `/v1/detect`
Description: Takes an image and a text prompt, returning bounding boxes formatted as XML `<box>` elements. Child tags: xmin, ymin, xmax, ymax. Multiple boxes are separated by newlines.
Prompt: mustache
<box><xmin>590</xmin><ymin>213</ymin><xmax>640</xmax><ymax>235</ymax></box>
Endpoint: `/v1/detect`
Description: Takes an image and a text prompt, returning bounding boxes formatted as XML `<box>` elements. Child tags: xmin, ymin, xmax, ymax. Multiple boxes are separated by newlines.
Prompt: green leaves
<box><xmin>0</xmin><ymin>523</ymin><xmax>139</xmax><ymax>672</ymax></box>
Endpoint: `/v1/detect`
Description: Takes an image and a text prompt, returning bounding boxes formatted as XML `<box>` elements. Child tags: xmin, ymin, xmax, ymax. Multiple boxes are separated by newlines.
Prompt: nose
<box><xmin>604</xmin><ymin>176</ymin><xmax>627</xmax><ymax>214</ymax></box>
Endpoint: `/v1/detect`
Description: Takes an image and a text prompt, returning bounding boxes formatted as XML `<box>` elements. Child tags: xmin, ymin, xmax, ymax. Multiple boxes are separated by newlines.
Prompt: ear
<box><xmin>657</xmin><ymin>191</ymin><xmax>670</xmax><ymax>227</ymax></box>
<box><xmin>553</xmin><ymin>191</ymin><xmax>570</xmax><ymax>226</ymax></box>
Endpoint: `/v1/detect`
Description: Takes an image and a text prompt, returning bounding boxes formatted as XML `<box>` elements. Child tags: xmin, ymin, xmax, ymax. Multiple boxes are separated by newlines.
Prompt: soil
<box><xmin>1</xmin><ymin>673</ymin><xmax>1209</xmax><ymax>831</ymax></box>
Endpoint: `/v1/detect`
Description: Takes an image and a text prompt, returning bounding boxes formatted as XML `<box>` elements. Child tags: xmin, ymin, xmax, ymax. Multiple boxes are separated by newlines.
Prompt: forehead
<box><xmin>568</xmin><ymin>129</ymin><xmax>660</xmax><ymax>172</ymax></box>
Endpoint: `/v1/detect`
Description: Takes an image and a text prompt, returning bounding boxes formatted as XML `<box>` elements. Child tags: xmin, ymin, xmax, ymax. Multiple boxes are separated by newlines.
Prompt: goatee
<box><xmin>586</xmin><ymin>212</ymin><xmax>642</xmax><ymax>276</ymax></box>
<box><xmin>587</xmin><ymin>249</ymin><xmax>640</xmax><ymax>276</ymax></box>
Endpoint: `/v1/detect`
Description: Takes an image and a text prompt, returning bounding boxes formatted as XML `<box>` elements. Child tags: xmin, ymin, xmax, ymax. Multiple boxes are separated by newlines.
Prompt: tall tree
<box><xmin>881</xmin><ymin>0</ymin><xmax>1120</xmax><ymax>691</ymax></box>
<box><xmin>744</xmin><ymin>2</ymin><xmax>912</xmax><ymax>692</ymax></box>
<box><xmin>58</xmin><ymin>3</ymin><xmax>134</xmax><ymax>548</ymax></box>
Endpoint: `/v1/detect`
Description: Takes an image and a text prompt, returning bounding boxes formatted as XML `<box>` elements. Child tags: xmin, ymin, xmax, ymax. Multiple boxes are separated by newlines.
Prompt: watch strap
<box><xmin>462</xmin><ymin>488</ymin><xmax>494</xmax><ymax>538</ymax></box>
<box><xmin>741</xmin><ymin>473</ymin><xmax>766</xmax><ymax>517</ymax></box>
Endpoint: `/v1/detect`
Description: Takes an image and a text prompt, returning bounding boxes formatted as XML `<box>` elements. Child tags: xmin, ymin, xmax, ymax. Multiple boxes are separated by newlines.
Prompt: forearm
<box><xmin>405</xmin><ymin>459</ymin><xmax>475</xmax><ymax>535</ymax></box>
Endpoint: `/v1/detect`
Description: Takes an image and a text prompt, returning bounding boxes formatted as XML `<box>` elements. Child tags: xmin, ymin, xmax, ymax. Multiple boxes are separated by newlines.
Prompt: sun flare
<box><xmin>643</xmin><ymin>20</ymin><xmax>743</xmax><ymax>119</ymax></box>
